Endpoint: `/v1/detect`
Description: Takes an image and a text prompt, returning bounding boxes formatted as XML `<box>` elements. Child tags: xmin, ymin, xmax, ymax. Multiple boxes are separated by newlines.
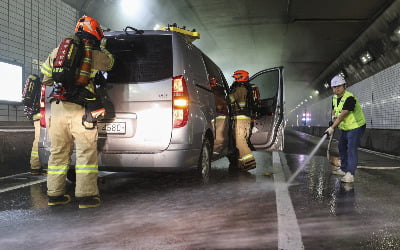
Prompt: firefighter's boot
<box><xmin>78</xmin><ymin>196</ymin><xmax>101</xmax><ymax>209</ymax></box>
<box><xmin>48</xmin><ymin>194</ymin><xmax>72</xmax><ymax>206</ymax></box>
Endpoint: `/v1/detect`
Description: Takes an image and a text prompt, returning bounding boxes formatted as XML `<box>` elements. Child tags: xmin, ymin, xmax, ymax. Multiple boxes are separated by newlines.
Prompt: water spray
<box><xmin>287</xmin><ymin>134</ymin><xmax>328</xmax><ymax>184</ymax></box>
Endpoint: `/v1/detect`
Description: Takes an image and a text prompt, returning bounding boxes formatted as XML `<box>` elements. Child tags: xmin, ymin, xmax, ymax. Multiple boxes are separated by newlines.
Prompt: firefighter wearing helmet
<box><xmin>40</xmin><ymin>16</ymin><xmax>114</xmax><ymax>208</ymax></box>
<box><xmin>229</xmin><ymin>70</ymin><xmax>257</xmax><ymax>171</ymax></box>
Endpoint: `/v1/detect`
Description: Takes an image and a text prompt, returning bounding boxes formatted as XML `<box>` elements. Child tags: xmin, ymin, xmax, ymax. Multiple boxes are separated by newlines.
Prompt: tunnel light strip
<box><xmin>273</xmin><ymin>152</ymin><xmax>304</xmax><ymax>250</ymax></box>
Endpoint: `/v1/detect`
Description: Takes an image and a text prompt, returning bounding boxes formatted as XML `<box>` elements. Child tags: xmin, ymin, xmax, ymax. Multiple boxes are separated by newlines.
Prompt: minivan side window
<box><xmin>202</xmin><ymin>54</ymin><xmax>225</xmax><ymax>90</ymax></box>
<box><xmin>251</xmin><ymin>70</ymin><xmax>279</xmax><ymax>100</ymax></box>
<box><xmin>202</xmin><ymin>54</ymin><xmax>229</xmax><ymax>115</ymax></box>
<box><xmin>106</xmin><ymin>35</ymin><xmax>173</xmax><ymax>83</ymax></box>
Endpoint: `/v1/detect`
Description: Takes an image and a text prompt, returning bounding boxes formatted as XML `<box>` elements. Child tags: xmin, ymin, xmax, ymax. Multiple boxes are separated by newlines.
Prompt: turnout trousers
<box><xmin>234</xmin><ymin>116</ymin><xmax>256</xmax><ymax>169</ymax></box>
<box><xmin>213</xmin><ymin>115</ymin><xmax>228</xmax><ymax>154</ymax></box>
<box><xmin>47</xmin><ymin>101</ymin><xmax>99</xmax><ymax>198</ymax></box>
<box><xmin>30</xmin><ymin>118</ymin><xmax>41</xmax><ymax>170</ymax></box>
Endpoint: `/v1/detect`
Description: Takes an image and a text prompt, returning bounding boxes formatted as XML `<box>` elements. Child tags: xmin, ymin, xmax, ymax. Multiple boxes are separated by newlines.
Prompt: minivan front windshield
<box><xmin>106</xmin><ymin>35</ymin><xmax>173</xmax><ymax>83</ymax></box>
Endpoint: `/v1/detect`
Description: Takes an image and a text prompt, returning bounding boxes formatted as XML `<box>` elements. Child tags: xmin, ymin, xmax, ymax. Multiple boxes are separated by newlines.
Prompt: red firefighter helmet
<box><xmin>74</xmin><ymin>15</ymin><xmax>104</xmax><ymax>41</ymax></box>
<box><xmin>232</xmin><ymin>70</ymin><xmax>249</xmax><ymax>82</ymax></box>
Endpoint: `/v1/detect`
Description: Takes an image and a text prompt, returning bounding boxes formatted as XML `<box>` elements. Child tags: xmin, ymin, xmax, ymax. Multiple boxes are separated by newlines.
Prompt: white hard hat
<box><xmin>330</xmin><ymin>75</ymin><xmax>346</xmax><ymax>87</ymax></box>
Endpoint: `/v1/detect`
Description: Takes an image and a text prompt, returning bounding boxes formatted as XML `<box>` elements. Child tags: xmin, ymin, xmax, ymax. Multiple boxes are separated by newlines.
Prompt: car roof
<box><xmin>104</xmin><ymin>29</ymin><xmax>174</xmax><ymax>37</ymax></box>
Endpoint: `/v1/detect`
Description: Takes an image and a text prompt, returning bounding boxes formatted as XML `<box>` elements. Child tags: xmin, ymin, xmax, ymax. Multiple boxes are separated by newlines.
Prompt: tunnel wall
<box><xmin>0</xmin><ymin>0</ymin><xmax>79</xmax><ymax>122</ymax></box>
<box><xmin>288</xmin><ymin>59</ymin><xmax>400</xmax><ymax>157</ymax></box>
<box><xmin>0</xmin><ymin>122</ymin><xmax>34</xmax><ymax>177</ymax></box>
<box><xmin>289</xmin><ymin>61</ymin><xmax>400</xmax><ymax>130</ymax></box>
<box><xmin>292</xmin><ymin>126</ymin><xmax>400</xmax><ymax>157</ymax></box>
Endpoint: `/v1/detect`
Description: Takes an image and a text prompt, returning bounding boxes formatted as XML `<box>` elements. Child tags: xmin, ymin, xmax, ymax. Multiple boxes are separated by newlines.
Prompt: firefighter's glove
<box><xmin>100</xmin><ymin>38</ymin><xmax>107</xmax><ymax>49</ymax></box>
<box><xmin>54</xmin><ymin>83</ymin><xmax>64</xmax><ymax>95</ymax></box>
<box><xmin>324</xmin><ymin>127</ymin><xmax>334</xmax><ymax>136</ymax></box>
<box><xmin>94</xmin><ymin>71</ymin><xmax>106</xmax><ymax>86</ymax></box>
<box><xmin>82</xmin><ymin>98</ymin><xmax>106</xmax><ymax>129</ymax></box>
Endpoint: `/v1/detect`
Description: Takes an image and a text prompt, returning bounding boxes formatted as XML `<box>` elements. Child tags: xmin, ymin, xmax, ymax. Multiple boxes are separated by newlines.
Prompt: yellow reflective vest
<box><xmin>332</xmin><ymin>90</ymin><xmax>366</xmax><ymax>131</ymax></box>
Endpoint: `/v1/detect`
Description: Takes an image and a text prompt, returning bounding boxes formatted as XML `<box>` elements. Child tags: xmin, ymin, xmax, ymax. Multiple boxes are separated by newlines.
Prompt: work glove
<box><xmin>52</xmin><ymin>83</ymin><xmax>67</xmax><ymax>103</ymax></box>
<box><xmin>324</xmin><ymin>127</ymin><xmax>334</xmax><ymax>136</ymax></box>
<box><xmin>53</xmin><ymin>83</ymin><xmax>64</xmax><ymax>95</ymax></box>
<box><xmin>100</xmin><ymin>38</ymin><xmax>107</xmax><ymax>49</ymax></box>
<box><xmin>82</xmin><ymin>96</ymin><xmax>106</xmax><ymax>129</ymax></box>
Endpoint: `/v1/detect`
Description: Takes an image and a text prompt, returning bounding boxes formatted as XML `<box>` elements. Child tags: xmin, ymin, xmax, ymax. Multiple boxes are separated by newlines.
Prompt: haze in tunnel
<box><xmin>62</xmin><ymin>0</ymin><xmax>395</xmax><ymax>111</ymax></box>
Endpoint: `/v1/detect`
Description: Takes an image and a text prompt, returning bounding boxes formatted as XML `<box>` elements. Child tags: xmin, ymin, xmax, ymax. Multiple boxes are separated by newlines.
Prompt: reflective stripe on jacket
<box><xmin>333</xmin><ymin>90</ymin><xmax>366</xmax><ymax>131</ymax></box>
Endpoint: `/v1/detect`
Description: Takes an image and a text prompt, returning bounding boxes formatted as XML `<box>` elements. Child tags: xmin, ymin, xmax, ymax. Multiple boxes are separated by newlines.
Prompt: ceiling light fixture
<box><xmin>359</xmin><ymin>51</ymin><xmax>374</xmax><ymax>64</ymax></box>
<box><xmin>153</xmin><ymin>24</ymin><xmax>161</xmax><ymax>30</ymax></box>
<box><xmin>392</xmin><ymin>26</ymin><xmax>400</xmax><ymax>40</ymax></box>
<box><xmin>121</xmin><ymin>0</ymin><xmax>141</xmax><ymax>15</ymax></box>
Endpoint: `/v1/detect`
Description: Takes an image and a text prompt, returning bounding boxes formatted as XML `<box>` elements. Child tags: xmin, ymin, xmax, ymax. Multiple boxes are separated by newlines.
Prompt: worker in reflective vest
<box><xmin>324</xmin><ymin>74</ymin><xmax>366</xmax><ymax>183</ymax></box>
<box><xmin>41</xmin><ymin>16</ymin><xmax>114</xmax><ymax>208</ymax></box>
<box><xmin>229</xmin><ymin>70</ymin><xmax>256</xmax><ymax>171</ymax></box>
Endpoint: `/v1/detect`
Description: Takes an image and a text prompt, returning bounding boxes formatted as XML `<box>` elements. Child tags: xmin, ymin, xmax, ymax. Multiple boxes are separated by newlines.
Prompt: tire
<box><xmin>197</xmin><ymin>137</ymin><xmax>212</xmax><ymax>184</ymax></box>
<box><xmin>67</xmin><ymin>168</ymin><xmax>76</xmax><ymax>183</ymax></box>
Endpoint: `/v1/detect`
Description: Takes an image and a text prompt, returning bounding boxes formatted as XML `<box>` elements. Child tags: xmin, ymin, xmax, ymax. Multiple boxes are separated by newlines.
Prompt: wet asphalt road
<box><xmin>0</xmin><ymin>128</ymin><xmax>399</xmax><ymax>249</ymax></box>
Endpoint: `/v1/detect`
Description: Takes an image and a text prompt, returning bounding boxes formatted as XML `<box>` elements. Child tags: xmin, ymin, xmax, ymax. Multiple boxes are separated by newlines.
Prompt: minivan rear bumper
<box><xmin>99</xmin><ymin>148</ymin><xmax>201</xmax><ymax>170</ymax></box>
<box><xmin>39</xmin><ymin>145</ymin><xmax>201</xmax><ymax>171</ymax></box>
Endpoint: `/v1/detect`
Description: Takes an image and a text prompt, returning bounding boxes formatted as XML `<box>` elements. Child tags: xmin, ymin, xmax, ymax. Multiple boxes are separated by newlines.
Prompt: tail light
<box><xmin>172</xmin><ymin>75</ymin><xmax>189</xmax><ymax>128</ymax></box>
<box><xmin>39</xmin><ymin>85</ymin><xmax>46</xmax><ymax>127</ymax></box>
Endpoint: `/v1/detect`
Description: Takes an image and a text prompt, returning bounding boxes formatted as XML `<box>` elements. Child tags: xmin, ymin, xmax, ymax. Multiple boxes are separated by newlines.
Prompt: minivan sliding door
<box><xmin>249</xmin><ymin>66</ymin><xmax>284</xmax><ymax>151</ymax></box>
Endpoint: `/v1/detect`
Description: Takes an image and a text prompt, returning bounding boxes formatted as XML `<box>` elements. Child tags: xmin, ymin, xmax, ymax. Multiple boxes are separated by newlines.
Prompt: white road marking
<box><xmin>358</xmin><ymin>148</ymin><xmax>400</xmax><ymax>160</ymax></box>
<box><xmin>0</xmin><ymin>172</ymin><xmax>31</xmax><ymax>180</ymax></box>
<box><xmin>0</xmin><ymin>129</ymin><xmax>34</xmax><ymax>132</ymax></box>
<box><xmin>357</xmin><ymin>166</ymin><xmax>400</xmax><ymax>169</ymax></box>
<box><xmin>0</xmin><ymin>178</ymin><xmax>46</xmax><ymax>194</ymax></box>
<box><xmin>273</xmin><ymin>152</ymin><xmax>304</xmax><ymax>250</ymax></box>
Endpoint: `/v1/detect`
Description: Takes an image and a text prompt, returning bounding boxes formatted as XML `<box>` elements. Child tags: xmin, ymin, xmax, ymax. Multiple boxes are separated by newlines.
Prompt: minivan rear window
<box><xmin>106</xmin><ymin>35</ymin><xmax>173</xmax><ymax>83</ymax></box>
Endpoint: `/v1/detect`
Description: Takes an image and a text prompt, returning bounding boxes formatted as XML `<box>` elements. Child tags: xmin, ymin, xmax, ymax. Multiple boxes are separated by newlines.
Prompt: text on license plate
<box><xmin>98</xmin><ymin>122</ymin><xmax>126</xmax><ymax>134</ymax></box>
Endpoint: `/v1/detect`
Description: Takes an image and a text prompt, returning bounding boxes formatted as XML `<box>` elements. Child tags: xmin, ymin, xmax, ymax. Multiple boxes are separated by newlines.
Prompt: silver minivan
<box><xmin>39</xmin><ymin>26</ymin><xmax>285</xmax><ymax>182</ymax></box>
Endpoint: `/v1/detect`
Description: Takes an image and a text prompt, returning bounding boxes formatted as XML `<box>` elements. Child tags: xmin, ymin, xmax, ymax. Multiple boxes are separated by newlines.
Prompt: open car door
<box><xmin>249</xmin><ymin>66</ymin><xmax>284</xmax><ymax>151</ymax></box>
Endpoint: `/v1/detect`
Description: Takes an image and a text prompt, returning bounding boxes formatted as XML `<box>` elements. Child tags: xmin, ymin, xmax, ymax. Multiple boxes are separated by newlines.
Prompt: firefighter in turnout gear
<box><xmin>41</xmin><ymin>16</ymin><xmax>114</xmax><ymax>208</ymax></box>
<box><xmin>229</xmin><ymin>70</ymin><xmax>257</xmax><ymax>171</ymax></box>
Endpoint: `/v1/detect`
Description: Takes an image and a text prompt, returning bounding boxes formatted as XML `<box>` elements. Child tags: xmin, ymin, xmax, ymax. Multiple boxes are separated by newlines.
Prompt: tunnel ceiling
<box><xmin>62</xmin><ymin>0</ymin><xmax>395</xmax><ymax>110</ymax></box>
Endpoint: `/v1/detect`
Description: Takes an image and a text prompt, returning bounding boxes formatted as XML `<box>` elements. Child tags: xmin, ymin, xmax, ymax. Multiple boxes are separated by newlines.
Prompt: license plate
<box><xmin>98</xmin><ymin>122</ymin><xmax>126</xmax><ymax>134</ymax></box>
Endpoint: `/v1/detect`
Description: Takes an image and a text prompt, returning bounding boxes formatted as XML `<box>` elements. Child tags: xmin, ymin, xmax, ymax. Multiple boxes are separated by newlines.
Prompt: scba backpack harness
<box><xmin>22</xmin><ymin>75</ymin><xmax>41</xmax><ymax>119</ymax></box>
<box><xmin>246</xmin><ymin>83</ymin><xmax>261</xmax><ymax>120</ymax></box>
<box><xmin>51</xmin><ymin>37</ymin><xmax>106</xmax><ymax>128</ymax></box>
<box><xmin>231</xmin><ymin>82</ymin><xmax>261</xmax><ymax>120</ymax></box>
<box><xmin>52</xmin><ymin>37</ymin><xmax>84</xmax><ymax>90</ymax></box>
